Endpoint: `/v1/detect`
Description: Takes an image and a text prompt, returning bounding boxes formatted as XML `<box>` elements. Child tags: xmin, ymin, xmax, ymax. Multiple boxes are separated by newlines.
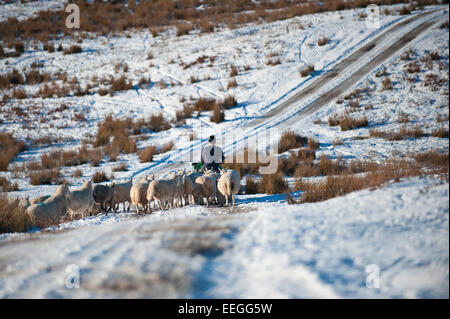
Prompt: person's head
<box><xmin>209</xmin><ymin>135</ymin><xmax>216</xmax><ymax>145</ymax></box>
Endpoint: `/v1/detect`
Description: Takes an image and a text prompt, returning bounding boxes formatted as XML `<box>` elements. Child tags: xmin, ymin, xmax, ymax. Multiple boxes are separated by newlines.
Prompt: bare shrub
<box><xmin>110</xmin><ymin>75</ymin><xmax>132</xmax><ymax>93</ymax></box>
<box><xmin>227</xmin><ymin>79</ymin><xmax>237</xmax><ymax>89</ymax></box>
<box><xmin>64</xmin><ymin>45</ymin><xmax>82</xmax><ymax>54</ymax></box>
<box><xmin>138</xmin><ymin>145</ymin><xmax>157</xmax><ymax>162</ymax></box>
<box><xmin>0</xmin><ymin>194</ymin><xmax>33</xmax><ymax>234</ymax></box>
<box><xmin>221</xmin><ymin>95</ymin><xmax>238</xmax><ymax>109</ymax></box>
<box><xmin>260</xmin><ymin>171</ymin><xmax>288</xmax><ymax>194</ymax></box>
<box><xmin>317</xmin><ymin>36</ymin><xmax>329</xmax><ymax>46</ymax></box>
<box><xmin>176</xmin><ymin>105</ymin><xmax>193</xmax><ymax>122</ymax></box>
<box><xmin>381</xmin><ymin>77</ymin><xmax>393</xmax><ymax>90</ymax></box>
<box><xmin>406</xmin><ymin>62</ymin><xmax>420</xmax><ymax>74</ymax></box>
<box><xmin>92</xmin><ymin>171</ymin><xmax>110</xmax><ymax>183</ymax></box>
<box><xmin>339</xmin><ymin>115</ymin><xmax>368</xmax><ymax>131</ymax></box>
<box><xmin>160</xmin><ymin>141</ymin><xmax>174</xmax><ymax>153</ymax></box>
<box><xmin>112</xmin><ymin>163</ymin><xmax>128</xmax><ymax>172</ymax></box>
<box><xmin>29</xmin><ymin>168</ymin><xmax>60</xmax><ymax>185</ymax></box>
<box><xmin>176</xmin><ymin>23</ymin><xmax>193</xmax><ymax>36</ymax></box>
<box><xmin>245</xmin><ymin>176</ymin><xmax>260</xmax><ymax>194</ymax></box>
<box><xmin>300</xmin><ymin>64</ymin><xmax>315</xmax><ymax>77</ymax></box>
<box><xmin>279</xmin><ymin>131</ymin><xmax>308</xmax><ymax>153</ymax></box>
<box><xmin>72</xmin><ymin>168</ymin><xmax>83</xmax><ymax>178</ymax></box>
<box><xmin>308</xmin><ymin>137</ymin><xmax>320</xmax><ymax>150</ymax></box>
<box><xmin>95</xmin><ymin>115</ymin><xmax>137</xmax><ymax>154</ymax></box>
<box><xmin>430</xmin><ymin>127</ymin><xmax>449</xmax><ymax>138</ymax></box>
<box><xmin>0</xmin><ymin>133</ymin><xmax>26</xmax><ymax>171</ymax></box>
<box><xmin>0</xmin><ymin>176</ymin><xmax>18</xmax><ymax>192</ymax></box>
<box><xmin>193</xmin><ymin>97</ymin><xmax>216</xmax><ymax>112</ymax></box>
<box><xmin>210</xmin><ymin>104</ymin><xmax>225</xmax><ymax>123</ymax></box>
<box><xmin>148</xmin><ymin>112</ymin><xmax>171</xmax><ymax>132</ymax></box>
<box><xmin>229</xmin><ymin>66</ymin><xmax>239</xmax><ymax>77</ymax></box>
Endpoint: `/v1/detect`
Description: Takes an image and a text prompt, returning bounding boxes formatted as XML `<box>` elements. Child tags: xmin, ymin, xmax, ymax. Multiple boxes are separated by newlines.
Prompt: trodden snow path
<box><xmin>0</xmin><ymin>177</ymin><xmax>447</xmax><ymax>298</ymax></box>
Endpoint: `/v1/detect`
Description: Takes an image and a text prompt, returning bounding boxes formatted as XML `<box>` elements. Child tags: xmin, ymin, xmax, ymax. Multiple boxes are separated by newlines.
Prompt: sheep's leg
<box><xmin>232</xmin><ymin>195</ymin><xmax>235</xmax><ymax>207</ymax></box>
<box><xmin>225</xmin><ymin>196</ymin><xmax>229</xmax><ymax>207</ymax></box>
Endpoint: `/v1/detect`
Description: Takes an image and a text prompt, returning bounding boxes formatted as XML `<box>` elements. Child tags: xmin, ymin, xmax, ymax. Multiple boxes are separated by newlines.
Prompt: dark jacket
<box><xmin>201</xmin><ymin>144</ymin><xmax>225</xmax><ymax>172</ymax></box>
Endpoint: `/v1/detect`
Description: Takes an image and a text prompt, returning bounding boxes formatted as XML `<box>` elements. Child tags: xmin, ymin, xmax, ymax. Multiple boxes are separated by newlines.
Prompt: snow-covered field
<box><xmin>0</xmin><ymin>4</ymin><xmax>447</xmax><ymax>198</ymax></box>
<box><xmin>0</xmin><ymin>2</ymin><xmax>448</xmax><ymax>299</ymax></box>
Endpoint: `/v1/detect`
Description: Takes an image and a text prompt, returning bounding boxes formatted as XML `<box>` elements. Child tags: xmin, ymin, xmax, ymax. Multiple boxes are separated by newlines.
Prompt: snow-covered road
<box><xmin>0</xmin><ymin>177</ymin><xmax>448</xmax><ymax>298</ymax></box>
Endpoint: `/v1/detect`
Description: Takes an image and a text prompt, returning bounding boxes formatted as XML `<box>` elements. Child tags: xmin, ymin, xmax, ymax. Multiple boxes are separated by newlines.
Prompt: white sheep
<box><xmin>26</xmin><ymin>184</ymin><xmax>71</xmax><ymax>225</ymax></box>
<box><xmin>194</xmin><ymin>174</ymin><xmax>216</xmax><ymax>207</ymax></box>
<box><xmin>217</xmin><ymin>168</ymin><xmax>241</xmax><ymax>207</ymax></box>
<box><xmin>67</xmin><ymin>179</ymin><xmax>94</xmax><ymax>219</ymax></box>
<box><xmin>111</xmin><ymin>179</ymin><xmax>133</xmax><ymax>211</ymax></box>
<box><xmin>130</xmin><ymin>174</ymin><xmax>154</xmax><ymax>213</ymax></box>
<box><xmin>146</xmin><ymin>172</ymin><xmax>182</xmax><ymax>210</ymax></box>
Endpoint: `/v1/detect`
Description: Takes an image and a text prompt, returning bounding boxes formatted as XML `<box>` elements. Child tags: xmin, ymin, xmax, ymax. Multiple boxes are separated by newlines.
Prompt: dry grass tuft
<box><xmin>138</xmin><ymin>145</ymin><xmax>157</xmax><ymax>163</ymax></box>
<box><xmin>0</xmin><ymin>194</ymin><xmax>34</xmax><ymax>234</ymax></box>
<box><xmin>29</xmin><ymin>168</ymin><xmax>60</xmax><ymax>185</ymax></box>
<box><xmin>279</xmin><ymin>131</ymin><xmax>308</xmax><ymax>153</ymax></box>
<box><xmin>0</xmin><ymin>133</ymin><xmax>26</xmax><ymax>171</ymax></box>
<box><xmin>92</xmin><ymin>171</ymin><xmax>110</xmax><ymax>183</ymax></box>
<box><xmin>0</xmin><ymin>176</ymin><xmax>19</xmax><ymax>192</ymax></box>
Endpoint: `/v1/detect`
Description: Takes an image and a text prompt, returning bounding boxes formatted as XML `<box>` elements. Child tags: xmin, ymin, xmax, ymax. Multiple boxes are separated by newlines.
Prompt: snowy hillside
<box><xmin>0</xmin><ymin>1</ymin><xmax>448</xmax><ymax>299</ymax></box>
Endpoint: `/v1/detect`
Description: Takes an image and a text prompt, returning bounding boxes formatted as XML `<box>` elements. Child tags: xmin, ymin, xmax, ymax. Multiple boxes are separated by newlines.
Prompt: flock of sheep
<box><xmin>17</xmin><ymin>168</ymin><xmax>242</xmax><ymax>225</ymax></box>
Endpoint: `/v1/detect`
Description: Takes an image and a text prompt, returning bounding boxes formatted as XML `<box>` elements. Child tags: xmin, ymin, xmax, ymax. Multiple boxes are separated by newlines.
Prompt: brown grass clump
<box><xmin>317</xmin><ymin>36</ymin><xmax>329</xmax><ymax>46</ymax></box>
<box><xmin>339</xmin><ymin>115</ymin><xmax>368</xmax><ymax>131</ymax></box>
<box><xmin>369</xmin><ymin>126</ymin><xmax>426</xmax><ymax>140</ymax></box>
<box><xmin>176</xmin><ymin>105</ymin><xmax>193</xmax><ymax>122</ymax></box>
<box><xmin>176</xmin><ymin>23</ymin><xmax>193</xmax><ymax>36</ymax></box>
<box><xmin>279</xmin><ymin>131</ymin><xmax>308</xmax><ymax>153</ymax></box>
<box><xmin>0</xmin><ymin>176</ymin><xmax>19</xmax><ymax>192</ymax></box>
<box><xmin>138</xmin><ymin>145</ymin><xmax>157</xmax><ymax>162</ymax></box>
<box><xmin>227</xmin><ymin>79</ymin><xmax>238</xmax><ymax>89</ymax></box>
<box><xmin>193</xmin><ymin>97</ymin><xmax>216</xmax><ymax>112</ymax></box>
<box><xmin>92</xmin><ymin>171</ymin><xmax>110</xmax><ymax>183</ymax></box>
<box><xmin>0</xmin><ymin>133</ymin><xmax>26</xmax><ymax>171</ymax></box>
<box><xmin>430</xmin><ymin>127</ymin><xmax>449</xmax><ymax>138</ymax></box>
<box><xmin>95</xmin><ymin>115</ymin><xmax>137</xmax><ymax>154</ymax></box>
<box><xmin>64</xmin><ymin>45</ymin><xmax>82</xmax><ymax>54</ymax></box>
<box><xmin>245</xmin><ymin>176</ymin><xmax>260</xmax><ymax>194</ymax></box>
<box><xmin>110</xmin><ymin>75</ymin><xmax>132</xmax><ymax>93</ymax></box>
<box><xmin>210</xmin><ymin>104</ymin><xmax>225</xmax><ymax>123</ymax></box>
<box><xmin>381</xmin><ymin>77</ymin><xmax>393</xmax><ymax>90</ymax></box>
<box><xmin>221</xmin><ymin>95</ymin><xmax>238</xmax><ymax>109</ymax></box>
<box><xmin>348</xmin><ymin>99</ymin><xmax>359</xmax><ymax>108</ymax></box>
<box><xmin>300</xmin><ymin>64</ymin><xmax>315</xmax><ymax>77</ymax></box>
<box><xmin>222</xmin><ymin>148</ymin><xmax>263</xmax><ymax>177</ymax></box>
<box><xmin>147</xmin><ymin>112</ymin><xmax>171</xmax><ymax>132</ymax></box>
<box><xmin>406</xmin><ymin>62</ymin><xmax>420</xmax><ymax>74</ymax></box>
<box><xmin>72</xmin><ymin>168</ymin><xmax>83</xmax><ymax>178</ymax></box>
<box><xmin>160</xmin><ymin>141</ymin><xmax>174</xmax><ymax>154</ymax></box>
<box><xmin>29</xmin><ymin>168</ymin><xmax>60</xmax><ymax>185</ymax></box>
<box><xmin>229</xmin><ymin>66</ymin><xmax>239</xmax><ymax>77</ymax></box>
<box><xmin>260</xmin><ymin>170</ymin><xmax>288</xmax><ymax>194</ymax></box>
<box><xmin>0</xmin><ymin>194</ymin><xmax>34</xmax><ymax>234</ymax></box>
<box><xmin>308</xmin><ymin>138</ymin><xmax>320</xmax><ymax>150</ymax></box>
<box><xmin>112</xmin><ymin>163</ymin><xmax>128</xmax><ymax>172</ymax></box>
<box><xmin>40</xmin><ymin>146</ymin><xmax>104</xmax><ymax>168</ymax></box>
<box><xmin>291</xmin><ymin>151</ymin><xmax>449</xmax><ymax>204</ymax></box>
<box><xmin>295</xmin><ymin>148</ymin><xmax>316</xmax><ymax>161</ymax></box>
